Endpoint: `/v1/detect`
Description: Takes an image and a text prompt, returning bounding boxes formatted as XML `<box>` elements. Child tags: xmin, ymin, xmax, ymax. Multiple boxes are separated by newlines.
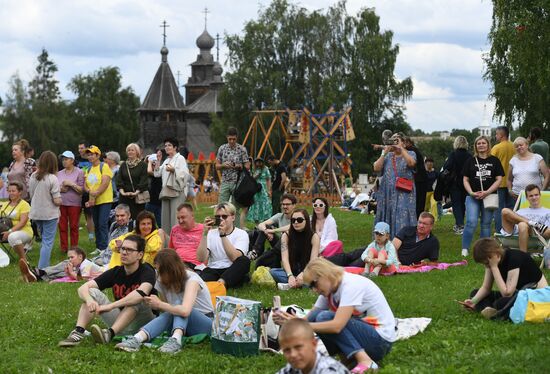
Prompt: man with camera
<box><xmin>215</xmin><ymin>127</ymin><xmax>250</xmax><ymax>228</ymax></box>
<box><xmin>197</xmin><ymin>202</ymin><xmax>251</xmax><ymax>288</ymax></box>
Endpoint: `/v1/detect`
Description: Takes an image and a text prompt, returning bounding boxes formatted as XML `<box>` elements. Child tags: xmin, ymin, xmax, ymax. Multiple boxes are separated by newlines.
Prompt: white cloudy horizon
<box><xmin>1</xmin><ymin>0</ymin><xmax>499</xmax><ymax>133</ymax></box>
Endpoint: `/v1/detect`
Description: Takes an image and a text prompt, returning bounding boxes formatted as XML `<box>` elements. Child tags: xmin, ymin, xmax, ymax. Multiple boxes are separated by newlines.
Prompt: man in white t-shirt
<box><xmin>501</xmin><ymin>184</ymin><xmax>550</xmax><ymax>252</ymax></box>
<box><xmin>197</xmin><ymin>202</ymin><xmax>251</xmax><ymax>288</ymax></box>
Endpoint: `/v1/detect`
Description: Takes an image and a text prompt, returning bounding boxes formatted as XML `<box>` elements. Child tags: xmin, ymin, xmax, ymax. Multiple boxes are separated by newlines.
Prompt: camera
<box><xmin>214</xmin><ymin>216</ymin><xmax>222</xmax><ymax>227</ymax></box>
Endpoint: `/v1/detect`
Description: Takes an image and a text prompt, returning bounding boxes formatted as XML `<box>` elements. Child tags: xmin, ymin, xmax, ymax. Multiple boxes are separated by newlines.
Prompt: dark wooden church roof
<box><xmin>138</xmin><ymin>46</ymin><xmax>185</xmax><ymax>111</ymax></box>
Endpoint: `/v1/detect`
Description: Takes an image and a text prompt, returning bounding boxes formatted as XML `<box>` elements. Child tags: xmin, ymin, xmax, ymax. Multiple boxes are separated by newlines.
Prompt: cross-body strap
<box><xmin>474</xmin><ymin>157</ymin><xmax>485</xmax><ymax>192</ymax></box>
<box><xmin>126</xmin><ymin>162</ymin><xmax>136</xmax><ymax>192</ymax></box>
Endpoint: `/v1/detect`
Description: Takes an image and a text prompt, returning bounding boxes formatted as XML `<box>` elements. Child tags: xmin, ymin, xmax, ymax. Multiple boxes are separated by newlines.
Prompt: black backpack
<box><xmin>233</xmin><ymin>169</ymin><xmax>261</xmax><ymax>207</ymax></box>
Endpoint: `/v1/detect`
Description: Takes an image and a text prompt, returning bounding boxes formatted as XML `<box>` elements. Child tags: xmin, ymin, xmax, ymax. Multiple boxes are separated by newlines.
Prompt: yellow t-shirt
<box><xmin>0</xmin><ymin>200</ymin><xmax>33</xmax><ymax>237</ymax></box>
<box><xmin>108</xmin><ymin>230</ymin><xmax>163</xmax><ymax>268</ymax></box>
<box><xmin>491</xmin><ymin>140</ymin><xmax>516</xmax><ymax>188</ymax></box>
<box><xmin>85</xmin><ymin>163</ymin><xmax>113</xmax><ymax>205</ymax></box>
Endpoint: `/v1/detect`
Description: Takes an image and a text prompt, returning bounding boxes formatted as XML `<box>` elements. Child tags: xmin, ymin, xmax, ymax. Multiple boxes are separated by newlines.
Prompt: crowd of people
<box><xmin>1</xmin><ymin>124</ymin><xmax>548</xmax><ymax>374</ymax></box>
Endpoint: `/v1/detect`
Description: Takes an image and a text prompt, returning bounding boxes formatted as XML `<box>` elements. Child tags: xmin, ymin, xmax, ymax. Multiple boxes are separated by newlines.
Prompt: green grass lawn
<box><xmin>1</xmin><ymin>205</ymin><xmax>549</xmax><ymax>373</ymax></box>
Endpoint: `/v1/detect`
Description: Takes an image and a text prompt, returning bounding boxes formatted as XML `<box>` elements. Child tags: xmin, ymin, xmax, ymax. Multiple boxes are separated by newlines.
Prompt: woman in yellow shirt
<box><xmin>0</xmin><ymin>181</ymin><xmax>33</xmax><ymax>263</ymax></box>
<box><xmin>108</xmin><ymin>210</ymin><xmax>164</xmax><ymax>268</ymax></box>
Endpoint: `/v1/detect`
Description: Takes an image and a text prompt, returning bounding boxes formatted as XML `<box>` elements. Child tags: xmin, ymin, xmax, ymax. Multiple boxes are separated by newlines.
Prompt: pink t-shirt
<box><xmin>169</xmin><ymin>223</ymin><xmax>205</xmax><ymax>266</ymax></box>
<box><xmin>57</xmin><ymin>168</ymin><xmax>85</xmax><ymax>207</ymax></box>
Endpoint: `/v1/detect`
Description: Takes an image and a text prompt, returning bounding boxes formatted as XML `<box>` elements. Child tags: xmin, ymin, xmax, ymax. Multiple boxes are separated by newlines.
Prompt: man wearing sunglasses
<box><xmin>392</xmin><ymin>212</ymin><xmax>440</xmax><ymax>265</ymax></box>
<box><xmin>249</xmin><ymin>193</ymin><xmax>297</xmax><ymax>268</ymax></box>
<box><xmin>59</xmin><ymin>235</ymin><xmax>156</xmax><ymax>347</ymax></box>
<box><xmin>197</xmin><ymin>202</ymin><xmax>251</xmax><ymax>288</ymax></box>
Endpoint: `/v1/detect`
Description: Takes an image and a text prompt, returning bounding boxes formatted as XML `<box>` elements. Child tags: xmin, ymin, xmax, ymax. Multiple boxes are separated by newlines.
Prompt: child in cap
<box><xmin>360</xmin><ymin>221</ymin><xmax>399</xmax><ymax>277</ymax></box>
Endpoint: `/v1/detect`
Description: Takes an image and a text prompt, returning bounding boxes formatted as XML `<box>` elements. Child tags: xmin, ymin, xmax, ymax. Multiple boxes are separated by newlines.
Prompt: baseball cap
<box><xmin>60</xmin><ymin>150</ymin><xmax>75</xmax><ymax>159</ymax></box>
<box><xmin>374</xmin><ymin>222</ymin><xmax>390</xmax><ymax>235</ymax></box>
<box><xmin>85</xmin><ymin>145</ymin><xmax>101</xmax><ymax>155</ymax></box>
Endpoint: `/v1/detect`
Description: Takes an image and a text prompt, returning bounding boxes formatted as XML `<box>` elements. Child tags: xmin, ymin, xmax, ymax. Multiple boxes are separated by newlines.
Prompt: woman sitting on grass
<box><xmin>270</xmin><ymin>209</ymin><xmax>320</xmax><ymax>290</ymax></box>
<box><xmin>461</xmin><ymin>238</ymin><xmax>548</xmax><ymax>319</ymax></box>
<box><xmin>311</xmin><ymin>197</ymin><xmax>343</xmax><ymax>257</ymax></box>
<box><xmin>108</xmin><ymin>210</ymin><xmax>164</xmax><ymax>268</ymax></box>
<box><xmin>19</xmin><ymin>247</ymin><xmax>103</xmax><ymax>283</ymax></box>
<box><xmin>273</xmin><ymin>258</ymin><xmax>395</xmax><ymax>373</ymax></box>
<box><xmin>115</xmin><ymin>248</ymin><xmax>213</xmax><ymax>354</ymax></box>
<box><xmin>360</xmin><ymin>221</ymin><xmax>399</xmax><ymax>277</ymax></box>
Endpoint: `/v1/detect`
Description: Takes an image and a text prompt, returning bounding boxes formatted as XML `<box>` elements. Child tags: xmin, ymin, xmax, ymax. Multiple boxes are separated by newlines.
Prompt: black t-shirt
<box><xmin>395</xmin><ymin>226</ymin><xmax>440</xmax><ymax>265</ymax></box>
<box><xmin>272</xmin><ymin>162</ymin><xmax>288</xmax><ymax>190</ymax></box>
<box><xmin>462</xmin><ymin>155</ymin><xmax>504</xmax><ymax>193</ymax></box>
<box><xmin>498</xmin><ymin>249</ymin><xmax>542</xmax><ymax>289</ymax></box>
<box><xmin>94</xmin><ymin>263</ymin><xmax>156</xmax><ymax>301</ymax></box>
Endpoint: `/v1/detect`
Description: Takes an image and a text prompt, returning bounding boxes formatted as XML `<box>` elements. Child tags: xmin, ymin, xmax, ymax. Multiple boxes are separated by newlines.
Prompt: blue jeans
<box><xmin>308</xmin><ymin>310</ymin><xmax>392</xmax><ymax>362</ymax></box>
<box><xmin>92</xmin><ymin>203</ymin><xmax>111</xmax><ymax>251</ymax></box>
<box><xmin>141</xmin><ymin>309</ymin><xmax>212</xmax><ymax>340</ymax></box>
<box><xmin>462</xmin><ymin>196</ymin><xmax>495</xmax><ymax>250</ymax></box>
<box><xmin>35</xmin><ymin>218</ymin><xmax>59</xmax><ymax>269</ymax></box>
<box><xmin>494</xmin><ymin>188</ymin><xmax>516</xmax><ymax>232</ymax></box>
<box><xmin>270</xmin><ymin>268</ymin><xmax>289</xmax><ymax>283</ymax></box>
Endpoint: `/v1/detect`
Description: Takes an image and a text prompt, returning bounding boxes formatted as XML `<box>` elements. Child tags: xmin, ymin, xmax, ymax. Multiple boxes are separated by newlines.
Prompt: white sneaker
<box><xmin>461</xmin><ymin>249</ymin><xmax>469</xmax><ymax>257</ymax></box>
<box><xmin>277</xmin><ymin>283</ymin><xmax>290</xmax><ymax>291</ymax></box>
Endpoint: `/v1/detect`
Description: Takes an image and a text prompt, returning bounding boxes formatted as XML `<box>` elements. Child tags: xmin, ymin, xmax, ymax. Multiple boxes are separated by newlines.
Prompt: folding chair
<box><xmin>0</xmin><ymin>238</ymin><xmax>34</xmax><ymax>262</ymax></box>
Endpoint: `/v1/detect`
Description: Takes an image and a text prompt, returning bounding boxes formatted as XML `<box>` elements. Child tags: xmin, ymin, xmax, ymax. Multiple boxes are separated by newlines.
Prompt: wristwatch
<box><xmin>287</xmin><ymin>272</ymin><xmax>293</xmax><ymax>277</ymax></box>
<box><xmin>219</xmin><ymin>233</ymin><xmax>228</xmax><ymax>238</ymax></box>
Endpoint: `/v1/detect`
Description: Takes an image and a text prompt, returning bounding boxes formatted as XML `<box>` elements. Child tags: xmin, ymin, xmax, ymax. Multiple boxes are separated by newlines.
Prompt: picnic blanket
<box><xmin>344</xmin><ymin>260</ymin><xmax>468</xmax><ymax>276</ymax></box>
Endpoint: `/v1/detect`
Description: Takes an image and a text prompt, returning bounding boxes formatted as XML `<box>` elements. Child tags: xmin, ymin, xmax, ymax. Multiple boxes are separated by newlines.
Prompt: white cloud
<box><xmin>411</xmin><ymin>78</ymin><xmax>453</xmax><ymax>100</ymax></box>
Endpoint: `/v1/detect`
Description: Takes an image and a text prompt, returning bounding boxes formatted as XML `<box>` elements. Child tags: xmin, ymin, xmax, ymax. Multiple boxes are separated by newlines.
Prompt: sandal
<box><xmin>351</xmin><ymin>361</ymin><xmax>379</xmax><ymax>373</ymax></box>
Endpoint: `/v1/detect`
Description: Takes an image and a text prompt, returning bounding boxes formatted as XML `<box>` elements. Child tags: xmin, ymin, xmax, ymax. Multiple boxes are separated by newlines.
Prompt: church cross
<box><xmin>160</xmin><ymin>20</ymin><xmax>170</xmax><ymax>46</ymax></box>
<box><xmin>203</xmin><ymin>7</ymin><xmax>210</xmax><ymax>29</ymax></box>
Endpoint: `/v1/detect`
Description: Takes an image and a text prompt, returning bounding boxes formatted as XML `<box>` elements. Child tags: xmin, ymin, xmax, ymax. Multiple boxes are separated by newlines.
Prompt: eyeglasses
<box><xmin>120</xmin><ymin>246</ymin><xmax>140</xmax><ymax>254</ymax></box>
<box><xmin>291</xmin><ymin>217</ymin><xmax>305</xmax><ymax>224</ymax></box>
<box><xmin>215</xmin><ymin>214</ymin><xmax>229</xmax><ymax>220</ymax></box>
<box><xmin>313</xmin><ymin>203</ymin><xmax>325</xmax><ymax>208</ymax></box>
<box><xmin>308</xmin><ymin>280</ymin><xmax>318</xmax><ymax>289</ymax></box>
<box><xmin>374</xmin><ymin>231</ymin><xmax>386</xmax><ymax>236</ymax></box>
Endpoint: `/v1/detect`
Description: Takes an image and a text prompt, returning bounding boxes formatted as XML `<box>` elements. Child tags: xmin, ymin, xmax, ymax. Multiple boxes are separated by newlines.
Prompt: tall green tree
<box><xmin>220</xmin><ymin>0</ymin><xmax>412</xmax><ymax>173</ymax></box>
<box><xmin>484</xmin><ymin>0</ymin><xmax>550</xmax><ymax>138</ymax></box>
<box><xmin>68</xmin><ymin>67</ymin><xmax>141</xmax><ymax>153</ymax></box>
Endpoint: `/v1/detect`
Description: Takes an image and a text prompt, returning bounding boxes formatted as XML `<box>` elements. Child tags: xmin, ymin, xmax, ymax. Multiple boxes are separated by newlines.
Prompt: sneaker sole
<box><xmin>18</xmin><ymin>259</ymin><xmax>37</xmax><ymax>283</ymax></box>
<box><xmin>115</xmin><ymin>344</ymin><xmax>139</xmax><ymax>352</ymax></box>
<box><xmin>90</xmin><ymin>325</ymin><xmax>108</xmax><ymax>344</ymax></box>
<box><xmin>58</xmin><ymin>340</ymin><xmax>80</xmax><ymax>347</ymax></box>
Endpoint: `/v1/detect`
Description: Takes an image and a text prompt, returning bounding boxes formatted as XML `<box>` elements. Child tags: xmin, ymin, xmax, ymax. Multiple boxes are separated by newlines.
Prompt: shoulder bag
<box><xmin>392</xmin><ymin>155</ymin><xmax>413</xmax><ymax>192</ymax></box>
<box><xmin>0</xmin><ymin>202</ymin><xmax>18</xmax><ymax>233</ymax></box>
<box><xmin>475</xmin><ymin>157</ymin><xmax>498</xmax><ymax>210</ymax></box>
<box><xmin>233</xmin><ymin>169</ymin><xmax>261</xmax><ymax>207</ymax></box>
<box><xmin>126</xmin><ymin>162</ymin><xmax>150</xmax><ymax>204</ymax></box>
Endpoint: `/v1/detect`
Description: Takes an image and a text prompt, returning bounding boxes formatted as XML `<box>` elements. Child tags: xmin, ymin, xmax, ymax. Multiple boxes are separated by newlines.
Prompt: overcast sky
<box><xmin>1</xmin><ymin>0</ymin><xmax>496</xmax><ymax>133</ymax></box>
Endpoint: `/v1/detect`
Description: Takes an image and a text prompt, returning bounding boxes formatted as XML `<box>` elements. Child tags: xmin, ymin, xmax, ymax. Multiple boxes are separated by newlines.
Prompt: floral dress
<box><xmin>247</xmin><ymin>166</ymin><xmax>272</xmax><ymax>222</ymax></box>
<box><xmin>375</xmin><ymin>151</ymin><xmax>417</xmax><ymax>238</ymax></box>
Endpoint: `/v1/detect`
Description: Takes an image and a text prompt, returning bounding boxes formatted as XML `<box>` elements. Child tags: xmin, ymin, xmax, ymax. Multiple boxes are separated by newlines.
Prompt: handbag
<box><xmin>475</xmin><ymin>157</ymin><xmax>498</xmax><ymax>210</ymax></box>
<box><xmin>233</xmin><ymin>169</ymin><xmax>262</xmax><ymax>207</ymax></box>
<box><xmin>392</xmin><ymin>155</ymin><xmax>413</xmax><ymax>192</ymax></box>
<box><xmin>0</xmin><ymin>202</ymin><xmax>17</xmax><ymax>233</ymax></box>
<box><xmin>211</xmin><ymin>296</ymin><xmax>261</xmax><ymax>357</ymax></box>
<box><xmin>125</xmin><ymin>162</ymin><xmax>150</xmax><ymax>204</ymax></box>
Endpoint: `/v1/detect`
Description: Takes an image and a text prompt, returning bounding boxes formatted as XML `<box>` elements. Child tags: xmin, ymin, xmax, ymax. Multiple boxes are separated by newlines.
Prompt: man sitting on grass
<box><xmin>500</xmin><ymin>184</ymin><xmax>550</xmax><ymax>252</ymax></box>
<box><xmin>393</xmin><ymin>212</ymin><xmax>439</xmax><ymax>265</ymax></box>
<box><xmin>168</xmin><ymin>203</ymin><xmax>204</xmax><ymax>270</ymax></box>
<box><xmin>276</xmin><ymin>319</ymin><xmax>349</xmax><ymax>374</ymax></box>
<box><xmin>58</xmin><ymin>235</ymin><xmax>155</xmax><ymax>347</ymax></box>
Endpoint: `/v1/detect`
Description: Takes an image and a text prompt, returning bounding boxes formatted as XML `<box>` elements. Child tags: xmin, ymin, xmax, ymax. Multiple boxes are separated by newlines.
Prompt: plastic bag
<box><xmin>251</xmin><ymin>266</ymin><xmax>276</xmax><ymax>288</ymax></box>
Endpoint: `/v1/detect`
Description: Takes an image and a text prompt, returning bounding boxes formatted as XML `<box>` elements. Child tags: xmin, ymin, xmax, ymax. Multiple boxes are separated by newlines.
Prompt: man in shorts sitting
<box><xmin>500</xmin><ymin>184</ymin><xmax>550</xmax><ymax>252</ymax></box>
<box><xmin>58</xmin><ymin>235</ymin><xmax>155</xmax><ymax>347</ymax></box>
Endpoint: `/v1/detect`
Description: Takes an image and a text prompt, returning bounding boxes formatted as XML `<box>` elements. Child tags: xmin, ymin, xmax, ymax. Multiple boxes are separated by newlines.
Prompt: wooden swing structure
<box><xmin>242</xmin><ymin>107</ymin><xmax>354</xmax><ymax>198</ymax></box>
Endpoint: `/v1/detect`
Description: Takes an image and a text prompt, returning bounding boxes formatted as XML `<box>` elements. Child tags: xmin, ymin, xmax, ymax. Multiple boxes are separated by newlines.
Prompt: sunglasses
<box><xmin>291</xmin><ymin>217</ymin><xmax>306</xmax><ymax>224</ymax></box>
<box><xmin>374</xmin><ymin>231</ymin><xmax>386</xmax><ymax>236</ymax></box>
<box><xmin>214</xmin><ymin>214</ymin><xmax>229</xmax><ymax>220</ymax></box>
<box><xmin>313</xmin><ymin>203</ymin><xmax>325</xmax><ymax>208</ymax></box>
<box><xmin>120</xmin><ymin>246</ymin><xmax>140</xmax><ymax>254</ymax></box>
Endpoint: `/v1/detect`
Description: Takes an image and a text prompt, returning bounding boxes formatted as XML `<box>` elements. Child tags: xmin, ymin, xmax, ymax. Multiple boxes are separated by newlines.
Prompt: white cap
<box><xmin>61</xmin><ymin>151</ymin><xmax>75</xmax><ymax>159</ymax></box>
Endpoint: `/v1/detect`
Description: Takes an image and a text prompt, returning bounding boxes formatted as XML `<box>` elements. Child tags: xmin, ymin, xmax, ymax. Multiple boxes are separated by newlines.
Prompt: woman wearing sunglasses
<box><xmin>273</xmin><ymin>258</ymin><xmax>395</xmax><ymax>373</ymax></box>
<box><xmin>311</xmin><ymin>197</ymin><xmax>343</xmax><ymax>257</ymax></box>
<box><xmin>270</xmin><ymin>209</ymin><xmax>320</xmax><ymax>290</ymax></box>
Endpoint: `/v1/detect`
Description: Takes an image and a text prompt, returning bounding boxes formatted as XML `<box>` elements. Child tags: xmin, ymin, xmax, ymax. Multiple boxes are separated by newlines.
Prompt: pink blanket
<box><xmin>345</xmin><ymin>260</ymin><xmax>468</xmax><ymax>276</ymax></box>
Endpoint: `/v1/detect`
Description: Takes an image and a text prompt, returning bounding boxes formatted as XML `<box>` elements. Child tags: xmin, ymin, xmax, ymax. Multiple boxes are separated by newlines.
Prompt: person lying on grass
<box><xmin>273</xmin><ymin>258</ymin><xmax>395</xmax><ymax>373</ymax></box>
<box><xmin>115</xmin><ymin>248</ymin><xmax>213</xmax><ymax>354</ymax></box>
<box><xmin>276</xmin><ymin>318</ymin><xmax>349</xmax><ymax>374</ymax></box>
<box><xmin>460</xmin><ymin>237</ymin><xmax>548</xmax><ymax>319</ymax></box>
<box><xmin>58</xmin><ymin>235</ymin><xmax>156</xmax><ymax>347</ymax></box>
<box><xmin>18</xmin><ymin>246</ymin><xmax>103</xmax><ymax>283</ymax></box>
<box><xmin>360</xmin><ymin>221</ymin><xmax>399</xmax><ymax>277</ymax></box>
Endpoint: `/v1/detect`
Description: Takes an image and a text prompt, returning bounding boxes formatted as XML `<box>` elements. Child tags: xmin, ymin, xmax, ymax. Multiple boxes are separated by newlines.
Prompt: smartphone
<box><xmin>273</xmin><ymin>295</ymin><xmax>281</xmax><ymax>311</ymax></box>
<box><xmin>214</xmin><ymin>216</ymin><xmax>222</xmax><ymax>227</ymax></box>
